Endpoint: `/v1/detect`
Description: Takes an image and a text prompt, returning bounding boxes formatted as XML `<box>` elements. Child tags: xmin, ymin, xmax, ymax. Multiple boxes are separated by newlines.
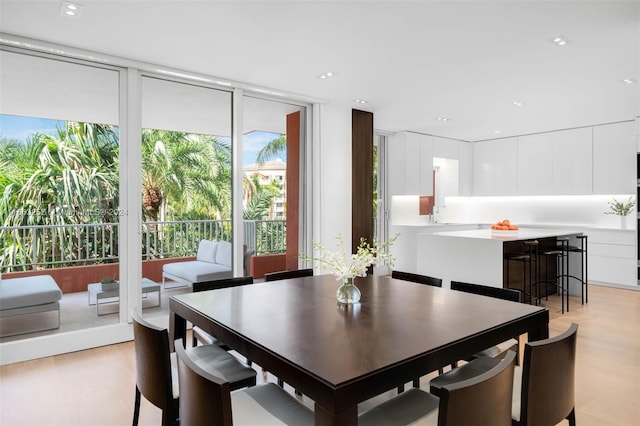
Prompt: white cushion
<box><xmin>163</xmin><ymin>261</ymin><xmax>232</xmax><ymax>283</ymax></box>
<box><xmin>215</xmin><ymin>241</ymin><xmax>232</xmax><ymax>268</ymax></box>
<box><xmin>0</xmin><ymin>275</ymin><xmax>62</xmax><ymax>310</ymax></box>
<box><xmin>196</xmin><ymin>240</ymin><xmax>218</xmax><ymax>263</ymax></box>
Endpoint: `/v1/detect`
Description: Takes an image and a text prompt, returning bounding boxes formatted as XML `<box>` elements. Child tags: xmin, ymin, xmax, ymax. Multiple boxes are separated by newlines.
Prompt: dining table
<box><xmin>169</xmin><ymin>274</ymin><xmax>549</xmax><ymax>425</ymax></box>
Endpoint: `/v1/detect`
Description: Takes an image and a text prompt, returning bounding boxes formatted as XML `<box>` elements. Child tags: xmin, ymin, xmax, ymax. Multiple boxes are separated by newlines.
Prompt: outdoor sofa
<box><xmin>0</xmin><ymin>275</ymin><xmax>63</xmax><ymax>336</ymax></box>
<box><xmin>162</xmin><ymin>240</ymin><xmax>253</xmax><ymax>287</ymax></box>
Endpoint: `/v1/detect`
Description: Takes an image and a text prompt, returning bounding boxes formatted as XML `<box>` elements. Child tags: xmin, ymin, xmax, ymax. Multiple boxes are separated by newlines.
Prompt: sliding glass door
<box><xmin>242</xmin><ymin>96</ymin><xmax>307</xmax><ymax>277</ymax></box>
<box><xmin>0</xmin><ymin>49</ymin><xmax>123</xmax><ymax>338</ymax></box>
<box><xmin>140</xmin><ymin>76</ymin><xmax>233</xmax><ymax>320</ymax></box>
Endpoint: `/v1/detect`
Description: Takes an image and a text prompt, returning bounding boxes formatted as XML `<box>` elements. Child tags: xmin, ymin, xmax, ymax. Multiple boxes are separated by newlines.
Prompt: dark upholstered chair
<box><xmin>359</xmin><ymin>350</ymin><xmax>516</xmax><ymax>426</ymax></box>
<box><xmin>191</xmin><ymin>276</ymin><xmax>254</xmax><ymax>348</ymax></box>
<box><xmin>391</xmin><ymin>270</ymin><xmax>443</xmax><ymax>287</ymax></box>
<box><xmin>512</xmin><ymin>323</ymin><xmax>578</xmax><ymax>426</ymax></box>
<box><xmin>263</xmin><ymin>268</ymin><xmax>313</xmax><ymax>282</ymax></box>
<box><xmin>262</xmin><ymin>268</ymin><xmax>313</xmax><ymax>392</ymax></box>
<box><xmin>175</xmin><ymin>339</ymin><xmax>314</xmax><ymax>426</ymax></box>
<box><xmin>430</xmin><ymin>323</ymin><xmax>578</xmax><ymax>426</ymax></box>
<box><xmin>392</xmin><ymin>270</ymin><xmax>443</xmax><ymax>390</ymax></box>
<box><xmin>451</xmin><ymin>280</ymin><xmax>522</xmax><ymax>362</ymax></box>
<box><xmin>131</xmin><ymin>310</ymin><xmax>256</xmax><ymax>426</ymax></box>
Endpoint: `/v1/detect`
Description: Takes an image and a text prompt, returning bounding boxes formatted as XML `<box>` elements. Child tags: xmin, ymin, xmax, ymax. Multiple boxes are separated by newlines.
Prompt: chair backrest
<box><xmin>451</xmin><ymin>280</ymin><xmax>522</xmax><ymax>302</ymax></box>
<box><xmin>175</xmin><ymin>338</ymin><xmax>233</xmax><ymax>426</ymax></box>
<box><xmin>193</xmin><ymin>276</ymin><xmax>254</xmax><ymax>292</ymax></box>
<box><xmin>391</xmin><ymin>270</ymin><xmax>443</xmax><ymax>287</ymax></box>
<box><xmin>131</xmin><ymin>309</ymin><xmax>175</xmax><ymax>413</ymax></box>
<box><xmin>264</xmin><ymin>268</ymin><xmax>313</xmax><ymax>282</ymax></box>
<box><xmin>519</xmin><ymin>323</ymin><xmax>578</xmax><ymax>426</ymax></box>
<box><xmin>438</xmin><ymin>350</ymin><xmax>516</xmax><ymax>426</ymax></box>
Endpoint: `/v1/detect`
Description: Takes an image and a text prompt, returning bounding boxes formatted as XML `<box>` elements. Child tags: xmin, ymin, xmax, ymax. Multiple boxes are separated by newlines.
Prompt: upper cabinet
<box><xmin>518</xmin><ymin>133</ymin><xmax>553</xmax><ymax>195</ymax></box>
<box><xmin>473</xmin><ymin>141</ymin><xmax>494</xmax><ymax>196</ymax></box>
<box><xmin>471</xmin><ymin>121</ymin><xmax>635</xmax><ymax>196</ymax></box>
<box><xmin>551</xmin><ymin>127</ymin><xmax>593</xmax><ymax>195</ymax></box>
<box><xmin>593</xmin><ymin>122</ymin><xmax>636</xmax><ymax>194</ymax></box>
<box><xmin>494</xmin><ymin>138</ymin><xmax>518</xmax><ymax>196</ymax></box>
<box><xmin>458</xmin><ymin>141</ymin><xmax>473</xmax><ymax>196</ymax></box>
<box><xmin>388</xmin><ymin>131</ymin><xmax>433</xmax><ymax>196</ymax></box>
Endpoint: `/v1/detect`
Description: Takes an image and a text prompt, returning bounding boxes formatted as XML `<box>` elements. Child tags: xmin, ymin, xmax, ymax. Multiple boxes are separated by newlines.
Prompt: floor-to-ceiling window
<box><xmin>139</xmin><ymin>76</ymin><xmax>233</xmax><ymax>318</ymax></box>
<box><xmin>242</xmin><ymin>96</ymin><xmax>307</xmax><ymax>275</ymax></box>
<box><xmin>0</xmin><ymin>39</ymin><xmax>314</xmax><ymax>364</ymax></box>
<box><xmin>0</xmin><ymin>48</ymin><xmax>124</xmax><ymax>337</ymax></box>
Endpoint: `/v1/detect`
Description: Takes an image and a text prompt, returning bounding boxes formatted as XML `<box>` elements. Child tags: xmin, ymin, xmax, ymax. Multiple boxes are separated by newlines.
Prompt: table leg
<box><xmin>527</xmin><ymin>310</ymin><xmax>550</xmax><ymax>341</ymax></box>
<box><xmin>314</xmin><ymin>403</ymin><xmax>357</xmax><ymax>426</ymax></box>
<box><xmin>169</xmin><ymin>311</ymin><xmax>186</xmax><ymax>352</ymax></box>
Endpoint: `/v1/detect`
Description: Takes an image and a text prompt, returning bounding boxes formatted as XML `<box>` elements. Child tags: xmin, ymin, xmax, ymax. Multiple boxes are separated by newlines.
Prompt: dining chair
<box><xmin>450</xmin><ymin>280</ymin><xmax>522</xmax><ymax>362</ymax></box>
<box><xmin>359</xmin><ymin>350</ymin><xmax>516</xmax><ymax>426</ymax></box>
<box><xmin>391</xmin><ymin>270</ymin><xmax>444</xmax><ymax>390</ymax></box>
<box><xmin>262</xmin><ymin>268</ymin><xmax>313</xmax><ymax>393</ymax></box>
<box><xmin>263</xmin><ymin>268</ymin><xmax>314</xmax><ymax>281</ymax></box>
<box><xmin>391</xmin><ymin>270</ymin><xmax>443</xmax><ymax>287</ymax></box>
<box><xmin>191</xmin><ymin>276</ymin><xmax>254</xmax><ymax>348</ymax></box>
<box><xmin>430</xmin><ymin>323</ymin><xmax>578</xmax><ymax>426</ymax></box>
<box><xmin>175</xmin><ymin>338</ymin><xmax>314</xmax><ymax>426</ymax></box>
<box><xmin>131</xmin><ymin>309</ymin><xmax>257</xmax><ymax>426</ymax></box>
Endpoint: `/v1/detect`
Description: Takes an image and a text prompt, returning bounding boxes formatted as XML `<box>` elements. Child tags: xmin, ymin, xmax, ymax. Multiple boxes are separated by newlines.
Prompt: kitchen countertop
<box><xmin>428</xmin><ymin>227</ymin><xmax>583</xmax><ymax>242</ymax></box>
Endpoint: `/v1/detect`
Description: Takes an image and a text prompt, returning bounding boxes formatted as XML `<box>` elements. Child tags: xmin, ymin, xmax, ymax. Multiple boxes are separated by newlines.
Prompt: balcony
<box><xmin>0</xmin><ymin>219</ymin><xmax>287</xmax><ymax>292</ymax></box>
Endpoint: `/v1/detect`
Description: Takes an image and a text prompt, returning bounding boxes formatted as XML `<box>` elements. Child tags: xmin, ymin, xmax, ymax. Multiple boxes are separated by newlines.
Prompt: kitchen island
<box><xmin>416</xmin><ymin>228</ymin><xmax>583</xmax><ymax>294</ymax></box>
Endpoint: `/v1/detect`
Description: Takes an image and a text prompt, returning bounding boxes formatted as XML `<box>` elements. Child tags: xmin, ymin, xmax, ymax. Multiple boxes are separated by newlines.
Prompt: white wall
<box><xmin>316</xmin><ymin>102</ymin><xmax>352</xmax><ymax>254</ymax></box>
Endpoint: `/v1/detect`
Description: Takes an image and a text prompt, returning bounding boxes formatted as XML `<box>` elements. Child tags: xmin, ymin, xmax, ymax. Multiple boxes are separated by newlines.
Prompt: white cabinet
<box><xmin>593</xmin><ymin>122</ymin><xmax>636</xmax><ymax>194</ymax></box>
<box><xmin>517</xmin><ymin>133</ymin><xmax>553</xmax><ymax>195</ymax></box>
<box><xmin>493</xmin><ymin>138</ymin><xmax>518</xmax><ymax>195</ymax></box>
<box><xmin>585</xmin><ymin>229</ymin><xmax>637</xmax><ymax>287</ymax></box>
<box><xmin>459</xmin><ymin>141</ymin><xmax>473</xmax><ymax>196</ymax></box>
<box><xmin>473</xmin><ymin>141</ymin><xmax>494</xmax><ymax>195</ymax></box>
<box><xmin>551</xmin><ymin>127</ymin><xmax>593</xmax><ymax>195</ymax></box>
<box><xmin>388</xmin><ymin>131</ymin><xmax>433</xmax><ymax>196</ymax></box>
<box><xmin>433</xmin><ymin>136</ymin><xmax>459</xmax><ymax>160</ymax></box>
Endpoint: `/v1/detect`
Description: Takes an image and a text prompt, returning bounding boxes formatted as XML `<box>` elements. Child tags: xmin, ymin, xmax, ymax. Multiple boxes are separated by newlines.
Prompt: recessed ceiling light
<box><xmin>513</xmin><ymin>101</ymin><xmax>525</xmax><ymax>107</ymax></box>
<box><xmin>435</xmin><ymin>117</ymin><xmax>450</xmax><ymax>122</ymax></box>
<box><xmin>318</xmin><ymin>72</ymin><xmax>335</xmax><ymax>79</ymax></box>
<box><xmin>551</xmin><ymin>35</ymin><xmax>570</xmax><ymax>46</ymax></box>
<box><xmin>621</xmin><ymin>78</ymin><xmax>636</xmax><ymax>84</ymax></box>
<box><xmin>353</xmin><ymin>99</ymin><xmax>368</xmax><ymax>104</ymax></box>
<box><xmin>60</xmin><ymin>1</ymin><xmax>82</xmax><ymax>18</ymax></box>
<box><xmin>494</xmin><ymin>130</ymin><xmax>502</xmax><ymax>134</ymax></box>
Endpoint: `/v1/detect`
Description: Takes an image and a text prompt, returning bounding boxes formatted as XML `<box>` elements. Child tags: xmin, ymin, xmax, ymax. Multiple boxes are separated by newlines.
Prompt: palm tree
<box><xmin>255</xmin><ymin>135</ymin><xmax>286</xmax><ymax>164</ymax></box>
<box><xmin>141</xmin><ymin>130</ymin><xmax>231</xmax><ymax>222</ymax></box>
<box><xmin>242</xmin><ymin>174</ymin><xmax>282</xmax><ymax>220</ymax></box>
<box><xmin>0</xmin><ymin>122</ymin><xmax>119</xmax><ymax>269</ymax></box>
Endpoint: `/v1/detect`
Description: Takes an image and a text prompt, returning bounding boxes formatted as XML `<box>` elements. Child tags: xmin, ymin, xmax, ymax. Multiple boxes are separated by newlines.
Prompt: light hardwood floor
<box><xmin>0</xmin><ymin>284</ymin><xmax>638</xmax><ymax>425</ymax></box>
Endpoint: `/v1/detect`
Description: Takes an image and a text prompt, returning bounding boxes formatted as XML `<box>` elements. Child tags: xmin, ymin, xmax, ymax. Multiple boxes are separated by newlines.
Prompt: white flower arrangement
<box><xmin>301</xmin><ymin>233</ymin><xmax>398</xmax><ymax>281</ymax></box>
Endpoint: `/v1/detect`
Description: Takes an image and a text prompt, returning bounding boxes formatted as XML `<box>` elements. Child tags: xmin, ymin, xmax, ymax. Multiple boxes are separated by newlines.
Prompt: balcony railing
<box><xmin>0</xmin><ymin>219</ymin><xmax>286</xmax><ymax>272</ymax></box>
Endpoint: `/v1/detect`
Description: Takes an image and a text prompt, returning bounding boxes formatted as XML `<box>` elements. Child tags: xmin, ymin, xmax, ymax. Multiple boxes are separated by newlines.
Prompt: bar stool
<box><xmin>566</xmin><ymin>235</ymin><xmax>589</xmax><ymax>305</ymax></box>
<box><xmin>539</xmin><ymin>238</ymin><xmax>570</xmax><ymax>314</ymax></box>
<box><xmin>505</xmin><ymin>240</ymin><xmax>539</xmax><ymax>305</ymax></box>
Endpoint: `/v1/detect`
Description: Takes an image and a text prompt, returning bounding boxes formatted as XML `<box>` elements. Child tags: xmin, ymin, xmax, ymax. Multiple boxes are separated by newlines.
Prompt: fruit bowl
<box><xmin>490</xmin><ymin>219</ymin><xmax>519</xmax><ymax>234</ymax></box>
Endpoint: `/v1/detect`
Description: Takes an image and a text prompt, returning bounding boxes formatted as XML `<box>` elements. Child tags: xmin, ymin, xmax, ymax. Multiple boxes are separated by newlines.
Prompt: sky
<box><xmin>0</xmin><ymin>114</ymin><xmax>284</xmax><ymax>166</ymax></box>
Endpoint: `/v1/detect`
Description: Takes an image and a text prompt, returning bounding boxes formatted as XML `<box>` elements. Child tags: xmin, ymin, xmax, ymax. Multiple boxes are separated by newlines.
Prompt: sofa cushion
<box><xmin>0</xmin><ymin>275</ymin><xmax>62</xmax><ymax>310</ymax></box>
<box><xmin>163</xmin><ymin>260</ymin><xmax>232</xmax><ymax>283</ymax></box>
<box><xmin>196</xmin><ymin>240</ymin><xmax>218</xmax><ymax>263</ymax></box>
<box><xmin>216</xmin><ymin>241</ymin><xmax>232</xmax><ymax>268</ymax></box>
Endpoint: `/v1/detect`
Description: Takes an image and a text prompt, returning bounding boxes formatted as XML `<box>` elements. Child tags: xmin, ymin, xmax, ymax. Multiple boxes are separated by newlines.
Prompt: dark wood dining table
<box><xmin>169</xmin><ymin>274</ymin><xmax>549</xmax><ymax>425</ymax></box>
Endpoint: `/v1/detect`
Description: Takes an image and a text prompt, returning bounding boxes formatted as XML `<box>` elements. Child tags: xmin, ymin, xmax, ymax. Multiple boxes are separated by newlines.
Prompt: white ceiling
<box><xmin>0</xmin><ymin>0</ymin><xmax>638</xmax><ymax>142</ymax></box>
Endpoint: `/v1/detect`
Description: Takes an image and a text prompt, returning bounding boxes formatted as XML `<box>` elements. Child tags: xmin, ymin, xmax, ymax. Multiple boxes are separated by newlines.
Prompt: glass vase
<box><xmin>336</xmin><ymin>277</ymin><xmax>361</xmax><ymax>304</ymax></box>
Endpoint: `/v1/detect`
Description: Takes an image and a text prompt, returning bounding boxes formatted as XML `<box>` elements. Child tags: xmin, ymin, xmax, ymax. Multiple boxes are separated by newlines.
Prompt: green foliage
<box><xmin>256</xmin><ymin>135</ymin><xmax>286</xmax><ymax>164</ymax></box>
<box><xmin>0</xmin><ymin>121</ymin><xmax>287</xmax><ymax>269</ymax></box>
<box><xmin>605</xmin><ymin>197</ymin><xmax>635</xmax><ymax>216</ymax></box>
